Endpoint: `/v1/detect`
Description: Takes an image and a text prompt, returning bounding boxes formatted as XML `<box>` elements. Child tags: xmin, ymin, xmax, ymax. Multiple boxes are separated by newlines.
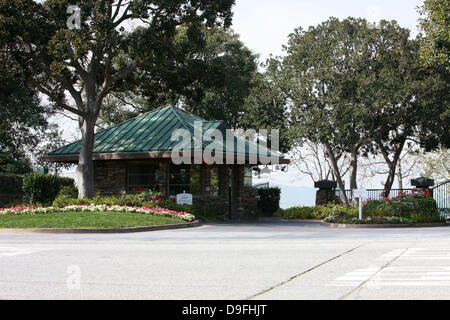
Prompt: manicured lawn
<box><xmin>0</xmin><ymin>211</ymin><xmax>185</xmax><ymax>229</ymax></box>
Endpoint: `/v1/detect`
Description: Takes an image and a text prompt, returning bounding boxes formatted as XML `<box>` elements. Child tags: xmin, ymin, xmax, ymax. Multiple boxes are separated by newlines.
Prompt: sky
<box><xmin>54</xmin><ymin>0</ymin><xmax>426</xmax><ymax>202</ymax></box>
<box><xmin>232</xmin><ymin>0</ymin><xmax>423</xmax><ymax>62</ymax></box>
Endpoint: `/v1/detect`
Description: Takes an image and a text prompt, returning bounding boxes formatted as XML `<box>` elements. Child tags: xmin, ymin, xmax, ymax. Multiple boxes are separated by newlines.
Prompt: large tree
<box><xmin>0</xmin><ymin>0</ymin><xmax>234</xmax><ymax>198</ymax></box>
<box><xmin>418</xmin><ymin>0</ymin><xmax>450</xmax><ymax>70</ymax></box>
<box><xmin>0</xmin><ymin>39</ymin><xmax>50</xmax><ymax>159</ymax></box>
<box><xmin>178</xmin><ymin>26</ymin><xmax>258</xmax><ymax>129</ymax></box>
<box><xmin>240</xmin><ymin>58</ymin><xmax>292</xmax><ymax>153</ymax></box>
<box><xmin>281</xmin><ymin>18</ymin><xmax>375</xmax><ymax>205</ymax></box>
<box><xmin>97</xmin><ymin>26</ymin><xmax>258</xmax><ymax>130</ymax></box>
<box><xmin>362</xmin><ymin>21</ymin><xmax>448</xmax><ymax>197</ymax></box>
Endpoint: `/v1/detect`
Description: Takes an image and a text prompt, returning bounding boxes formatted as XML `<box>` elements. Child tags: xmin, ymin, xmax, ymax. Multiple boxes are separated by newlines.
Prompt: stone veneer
<box><xmin>93</xmin><ymin>160</ymin><xmax>257</xmax><ymax>218</ymax></box>
<box><xmin>93</xmin><ymin>160</ymin><xmax>128</xmax><ymax>196</ymax></box>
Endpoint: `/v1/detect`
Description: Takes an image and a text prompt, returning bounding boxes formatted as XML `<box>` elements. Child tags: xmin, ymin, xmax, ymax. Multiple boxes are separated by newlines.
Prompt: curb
<box><xmin>320</xmin><ymin>222</ymin><xmax>450</xmax><ymax>229</ymax></box>
<box><xmin>0</xmin><ymin>220</ymin><xmax>200</xmax><ymax>234</ymax></box>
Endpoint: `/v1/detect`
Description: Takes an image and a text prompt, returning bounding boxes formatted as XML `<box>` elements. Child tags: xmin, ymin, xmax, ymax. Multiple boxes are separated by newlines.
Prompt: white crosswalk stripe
<box><xmin>328</xmin><ymin>247</ymin><xmax>450</xmax><ymax>287</ymax></box>
<box><xmin>329</xmin><ymin>266</ymin><xmax>450</xmax><ymax>287</ymax></box>
<box><xmin>380</xmin><ymin>248</ymin><xmax>450</xmax><ymax>261</ymax></box>
<box><xmin>0</xmin><ymin>247</ymin><xmax>33</xmax><ymax>258</ymax></box>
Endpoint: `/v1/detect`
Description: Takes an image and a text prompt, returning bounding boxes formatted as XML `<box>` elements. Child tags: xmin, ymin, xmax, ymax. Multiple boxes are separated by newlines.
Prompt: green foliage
<box><xmin>325</xmin><ymin>216</ymin><xmax>415</xmax><ymax>225</ymax></box>
<box><xmin>363</xmin><ymin>191</ymin><xmax>441</xmax><ymax>223</ymax></box>
<box><xmin>241</xmin><ymin>65</ymin><xmax>292</xmax><ymax>153</ymax></box>
<box><xmin>23</xmin><ymin>173</ymin><xmax>75</xmax><ymax>206</ymax></box>
<box><xmin>417</xmin><ymin>148</ymin><xmax>450</xmax><ymax>184</ymax></box>
<box><xmin>99</xmin><ymin>26</ymin><xmax>258</xmax><ymax>131</ymax></box>
<box><xmin>51</xmin><ymin>192</ymin><xmax>225</xmax><ymax>221</ymax></box>
<box><xmin>276</xmin><ymin>204</ymin><xmax>358</xmax><ymax>220</ymax></box>
<box><xmin>274</xmin><ymin>207</ymin><xmax>316</xmax><ymax>219</ymax></box>
<box><xmin>58</xmin><ymin>185</ymin><xmax>78</xmax><ymax>198</ymax></box>
<box><xmin>127</xmin><ymin>190</ymin><xmax>163</xmax><ymax>202</ymax></box>
<box><xmin>0</xmin><ymin>0</ymin><xmax>235</xmax><ymax>198</ymax></box>
<box><xmin>0</xmin><ymin>152</ymin><xmax>31</xmax><ymax>175</ymax></box>
<box><xmin>257</xmin><ymin>187</ymin><xmax>281</xmax><ymax>216</ymax></box>
<box><xmin>273</xmin><ymin>17</ymin><xmax>448</xmax><ymax>199</ymax></box>
<box><xmin>0</xmin><ymin>211</ymin><xmax>184</xmax><ymax>229</ymax></box>
<box><xmin>418</xmin><ymin>0</ymin><xmax>450</xmax><ymax>69</ymax></box>
<box><xmin>0</xmin><ymin>43</ymin><xmax>50</xmax><ymax>159</ymax></box>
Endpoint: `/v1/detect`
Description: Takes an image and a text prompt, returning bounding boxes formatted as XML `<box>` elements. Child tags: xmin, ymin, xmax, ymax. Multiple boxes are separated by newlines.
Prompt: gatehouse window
<box><xmin>169</xmin><ymin>164</ymin><xmax>201</xmax><ymax>196</ymax></box>
<box><xmin>127</xmin><ymin>162</ymin><xmax>160</xmax><ymax>192</ymax></box>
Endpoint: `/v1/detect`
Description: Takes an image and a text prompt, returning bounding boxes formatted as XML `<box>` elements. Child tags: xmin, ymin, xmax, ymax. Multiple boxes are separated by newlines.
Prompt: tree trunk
<box><xmin>324</xmin><ymin>142</ymin><xmax>349</xmax><ymax>206</ymax></box>
<box><xmin>381</xmin><ymin>139</ymin><xmax>406</xmax><ymax>198</ymax></box>
<box><xmin>349</xmin><ymin>147</ymin><xmax>358</xmax><ymax>205</ymax></box>
<box><xmin>397</xmin><ymin>160</ymin><xmax>403</xmax><ymax>190</ymax></box>
<box><xmin>77</xmin><ymin>115</ymin><xmax>96</xmax><ymax>199</ymax></box>
<box><xmin>383</xmin><ymin>163</ymin><xmax>396</xmax><ymax>198</ymax></box>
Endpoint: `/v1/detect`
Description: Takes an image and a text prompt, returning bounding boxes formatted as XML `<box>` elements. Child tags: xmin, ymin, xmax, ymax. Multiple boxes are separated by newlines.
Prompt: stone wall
<box><xmin>239</xmin><ymin>185</ymin><xmax>258</xmax><ymax>216</ymax></box>
<box><xmin>92</xmin><ymin>160</ymin><xmax>258</xmax><ymax>218</ymax></box>
<box><xmin>93</xmin><ymin>160</ymin><xmax>127</xmax><ymax>196</ymax></box>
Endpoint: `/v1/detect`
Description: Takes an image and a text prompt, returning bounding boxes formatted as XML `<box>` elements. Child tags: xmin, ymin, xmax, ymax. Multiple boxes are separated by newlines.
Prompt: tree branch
<box><xmin>36</xmin><ymin>84</ymin><xmax>87</xmax><ymax>118</ymax></box>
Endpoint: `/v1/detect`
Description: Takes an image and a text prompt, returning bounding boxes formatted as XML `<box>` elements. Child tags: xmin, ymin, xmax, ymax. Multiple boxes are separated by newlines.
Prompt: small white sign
<box><xmin>354</xmin><ymin>188</ymin><xmax>367</xmax><ymax>198</ymax></box>
<box><xmin>354</xmin><ymin>188</ymin><xmax>367</xmax><ymax>220</ymax></box>
<box><xmin>176</xmin><ymin>192</ymin><xmax>193</xmax><ymax>205</ymax></box>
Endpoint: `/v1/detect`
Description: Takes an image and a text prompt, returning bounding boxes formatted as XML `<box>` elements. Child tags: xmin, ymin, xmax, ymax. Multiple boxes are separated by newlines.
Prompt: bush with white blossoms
<box><xmin>0</xmin><ymin>205</ymin><xmax>196</xmax><ymax>222</ymax></box>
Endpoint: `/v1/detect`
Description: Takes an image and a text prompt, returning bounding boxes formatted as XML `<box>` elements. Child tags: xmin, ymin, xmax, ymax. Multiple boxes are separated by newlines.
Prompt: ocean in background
<box><xmin>274</xmin><ymin>185</ymin><xmax>316</xmax><ymax>209</ymax></box>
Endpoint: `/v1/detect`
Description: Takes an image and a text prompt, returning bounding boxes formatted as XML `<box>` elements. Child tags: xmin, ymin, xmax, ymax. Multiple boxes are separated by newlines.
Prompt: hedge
<box><xmin>23</xmin><ymin>173</ymin><xmax>75</xmax><ymax>206</ymax></box>
<box><xmin>363</xmin><ymin>190</ymin><xmax>440</xmax><ymax>223</ymax></box>
<box><xmin>275</xmin><ymin>204</ymin><xmax>358</xmax><ymax>220</ymax></box>
<box><xmin>257</xmin><ymin>187</ymin><xmax>281</xmax><ymax>216</ymax></box>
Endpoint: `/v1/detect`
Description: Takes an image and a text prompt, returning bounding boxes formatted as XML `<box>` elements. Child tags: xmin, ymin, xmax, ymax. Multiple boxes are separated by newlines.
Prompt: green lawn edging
<box><xmin>0</xmin><ymin>220</ymin><xmax>200</xmax><ymax>234</ymax></box>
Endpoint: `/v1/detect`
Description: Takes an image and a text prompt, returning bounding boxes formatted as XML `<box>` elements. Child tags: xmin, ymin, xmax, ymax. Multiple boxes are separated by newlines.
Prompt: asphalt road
<box><xmin>0</xmin><ymin>221</ymin><xmax>449</xmax><ymax>300</ymax></box>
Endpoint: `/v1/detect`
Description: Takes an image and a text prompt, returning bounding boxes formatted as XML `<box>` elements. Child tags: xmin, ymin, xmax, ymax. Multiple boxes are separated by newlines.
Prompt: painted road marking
<box><xmin>329</xmin><ymin>266</ymin><xmax>450</xmax><ymax>287</ymax></box>
<box><xmin>0</xmin><ymin>247</ymin><xmax>33</xmax><ymax>258</ymax></box>
<box><xmin>329</xmin><ymin>247</ymin><xmax>450</xmax><ymax>288</ymax></box>
<box><xmin>380</xmin><ymin>248</ymin><xmax>450</xmax><ymax>261</ymax></box>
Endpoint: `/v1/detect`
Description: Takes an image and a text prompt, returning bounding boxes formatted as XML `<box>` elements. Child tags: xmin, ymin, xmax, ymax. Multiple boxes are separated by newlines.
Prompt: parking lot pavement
<box><xmin>0</xmin><ymin>221</ymin><xmax>449</xmax><ymax>299</ymax></box>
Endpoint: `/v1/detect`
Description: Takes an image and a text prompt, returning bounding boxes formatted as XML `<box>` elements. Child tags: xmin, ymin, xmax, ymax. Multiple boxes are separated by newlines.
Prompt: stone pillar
<box><xmin>314</xmin><ymin>180</ymin><xmax>338</xmax><ymax>206</ymax></box>
<box><xmin>411</xmin><ymin>177</ymin><xmax>435</xmax><ymax>196</ymax></box>
<box><xmin>200</xmin><ymin>165</ymin><xmax>209</xmax><ymax>195</ymax></box>
<box><xmin>159</xmin><ymin>160</ymin><xmax>169</xmax><ymax>196</ymax></box>
<box><xmin>232</xmin><ymin>165</ymin><xmax>245</xmax><ymax>219</ymax></box>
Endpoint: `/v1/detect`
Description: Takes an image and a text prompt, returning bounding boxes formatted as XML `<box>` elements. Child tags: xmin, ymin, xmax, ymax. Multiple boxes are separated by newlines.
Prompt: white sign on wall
<box><xmin>176</xmin><ymin>192</ymin><xmax>193</xmax><ymax>205</ymax></box>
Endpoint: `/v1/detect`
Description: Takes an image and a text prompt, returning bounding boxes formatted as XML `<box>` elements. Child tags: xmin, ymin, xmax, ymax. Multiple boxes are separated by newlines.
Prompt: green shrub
<box><xmin>127</xmin><ymin>189</ymin><xmax>162</xmax><ymax>201</ymax></box>
<box><xmin>23</xmin><ymin>173</ymin><xmax>74</xmax><ymax>205</ymax></box>
<box><xmin>58</xmin><ymin>186</ymin><xmax>78</xmax><ymax>198</ymax></box>
<box><xmin>275</xmin><ymin>204</ymin><xmax>358</xmax><ymax>220</ymax></box>
<box><xmin>0</xmin><ymin>152</ymin><xmax>31</xmax><ymax>175</ymax></box>
<box><xmin>410</xmin><ymin>197</ymin><xmax>440</xmax><ymax>222</ymax></box>
<box><xmin>257</xmin><ymin>187</ymin><xmax>281</xmax><ymax>216</ymax></box>
<box><xmin>363</xmin><ymin>192</ymin><xmax>440</xmax><ymax>223</ymax></box>
<box><xmin>363</xmin><ymin>200</ymin><xmax>396</xmax><ymax>217</ymax></box>
<box><xmin>274</xmin><ymin>206</ymin><xmax>316</xmax><ymax>219</ymax></box>
<box><xmin>325</xmin><ymin>216</ymin><xmax>415</xmax><ymax>225</ymax></box>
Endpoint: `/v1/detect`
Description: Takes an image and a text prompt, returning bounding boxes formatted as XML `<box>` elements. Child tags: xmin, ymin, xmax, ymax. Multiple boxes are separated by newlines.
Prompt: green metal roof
<box><xmin>45</xmin><ymin>105</ymin><xmax>287</xmax><ymax>162</ymax></box>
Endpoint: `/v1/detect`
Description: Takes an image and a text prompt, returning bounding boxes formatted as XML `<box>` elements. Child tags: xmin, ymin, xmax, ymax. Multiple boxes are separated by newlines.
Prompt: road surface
<box><xmin>1</xmin><ymin>221</ymin><xmax>449</xmax><ymax>300</ymax></box>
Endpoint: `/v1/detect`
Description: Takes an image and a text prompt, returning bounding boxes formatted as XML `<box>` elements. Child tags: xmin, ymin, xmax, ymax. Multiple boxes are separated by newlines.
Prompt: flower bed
<box><xmin>0</xmin><ymin>204</ymin><xmax>196</xmax><ymax>222</ymax></box>
<box><xmin>324</xmin><ymin>216</ymin><xmax>415</xmax><ymax>225</ymax></box>
<box><xmin>362</xmin><ymin>190</ymin><xmax>441</xmax><ymax>223</ymax></box>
